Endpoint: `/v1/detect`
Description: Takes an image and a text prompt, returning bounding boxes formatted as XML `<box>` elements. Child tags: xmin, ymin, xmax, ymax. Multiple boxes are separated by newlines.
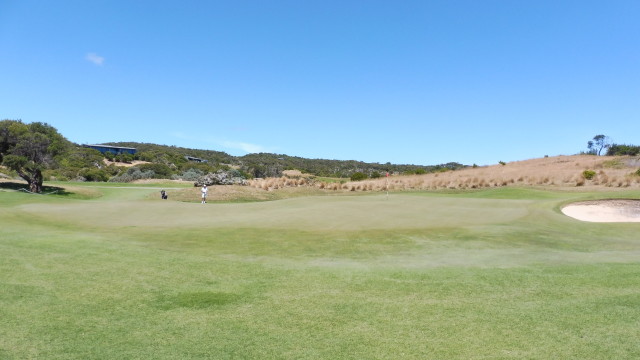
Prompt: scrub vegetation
<box><xmin>249</xmin><ymin>155</ymin><xmax>640</xmax><ymax>192</ymax></box>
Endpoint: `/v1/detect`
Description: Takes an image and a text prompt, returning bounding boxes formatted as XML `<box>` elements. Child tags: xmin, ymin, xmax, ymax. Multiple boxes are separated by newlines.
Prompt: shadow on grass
<box><xmin>0</xmin><ymin>181</ymin><xmax>73</xmax><ymax>196</ymax></box>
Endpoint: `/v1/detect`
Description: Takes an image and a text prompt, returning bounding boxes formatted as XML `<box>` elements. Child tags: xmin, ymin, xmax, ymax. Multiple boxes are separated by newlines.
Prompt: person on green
<box><xmin>201</xmin><ymin>184</ymin><xmax>208</xmax><ymax>204</ymax></box>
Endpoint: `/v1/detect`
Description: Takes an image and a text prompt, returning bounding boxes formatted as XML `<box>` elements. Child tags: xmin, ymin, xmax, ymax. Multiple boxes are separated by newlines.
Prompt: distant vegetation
<box><xmin>0</xmin><ymin>120</ymin><xmax>464</xmax><ymax>190</ymax></box>
<box><xmin>248</xmin><ymin>154</ymin><xmax>640</xmax><ymax>192</ymax></box>
<box><xmin>587</xmin><ymin>134</ymin><xmax>612</xmax><ymax>155</ymax></box>
<box><xmin>107</xmin><ymin>142</ymin><xmax>464</xmax><ymax>180</ymax></box>
<box><xmin>3</xmin><ymin>122</ymin><xmax>639</xmax><ymax>193</ymax></box>
<box><xmin>585</xmin><ymin>134</ymin><xmax>640</xmax><ymax>156</ymax></box>
<box><xmin>607</xmin><ymin>144</ymin><xmax>640</xmax><ymax>156</ymax></box>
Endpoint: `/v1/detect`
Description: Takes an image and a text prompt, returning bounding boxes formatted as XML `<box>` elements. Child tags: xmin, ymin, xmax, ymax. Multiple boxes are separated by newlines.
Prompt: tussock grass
<box><xmin>249</xmin><ymin>156</ymin><xmax>640</xmax><ymax>195</ymax></box>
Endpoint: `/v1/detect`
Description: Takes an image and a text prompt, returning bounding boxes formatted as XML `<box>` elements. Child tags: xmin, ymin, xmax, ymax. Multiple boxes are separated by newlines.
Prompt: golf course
<box><xmin>1</xmin><ymin>180</ymin><xmax>639</xmax><ymax>359</ymax></box>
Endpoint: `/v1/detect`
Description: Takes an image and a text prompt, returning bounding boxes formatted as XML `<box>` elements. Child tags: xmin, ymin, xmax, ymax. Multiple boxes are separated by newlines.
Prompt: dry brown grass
<box><xmin>249</xmin><ymin>155</ymin><xmax>640</xmax><ymax>193</ymax></box>
<box><xmin>103</xmin><ymin>159</ymin><xmax>151</xmax><ymax>168</ymax></box>
<box><xmin>248</xmin><ymin>176</ymin><xmax>312</xmax><ymax>191</ymax></box>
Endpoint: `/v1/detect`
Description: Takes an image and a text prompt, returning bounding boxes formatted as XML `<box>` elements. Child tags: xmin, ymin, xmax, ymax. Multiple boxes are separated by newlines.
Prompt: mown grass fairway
<box><xmin>1</xmin><ymin>183</ymin><xmax>640</xmax><ymax>359</ymax></box>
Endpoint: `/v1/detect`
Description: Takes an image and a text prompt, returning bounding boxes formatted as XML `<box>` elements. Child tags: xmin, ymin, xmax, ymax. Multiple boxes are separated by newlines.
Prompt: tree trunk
<box><xmin>30</xmin><ymin>168</ymin><xmax>43</xmax><ymax>193</ymax></box>
<box><xmin>17</xmin><ymin>167</ymin><xmax>43</xmax><ymax>193</ymax></box>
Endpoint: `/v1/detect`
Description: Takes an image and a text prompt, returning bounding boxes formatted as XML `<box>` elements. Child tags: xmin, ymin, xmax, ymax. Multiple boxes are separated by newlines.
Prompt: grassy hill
<box><xmin>105</xmin><ymin>141</ymin><xmax>464</xmax><ymax>179</ymax></box>
<box><xmin>244</xmin><ymin>154</ymin><xmax>640</xmax><ymax>193</ymax></box>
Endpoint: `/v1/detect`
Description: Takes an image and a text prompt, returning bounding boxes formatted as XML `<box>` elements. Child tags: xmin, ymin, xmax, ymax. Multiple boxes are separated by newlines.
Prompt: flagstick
<box><xmin>386</xmin><ymin>172</ymin><xmax>389</xmax><ymax>199</ymax></box>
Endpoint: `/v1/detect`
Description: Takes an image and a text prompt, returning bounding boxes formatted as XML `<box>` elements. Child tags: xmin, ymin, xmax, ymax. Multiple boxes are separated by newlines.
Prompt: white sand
<box><xmin>562</xmin><ymin>200</ymin><xmax>640</xmax><ymax>222</ymax></box>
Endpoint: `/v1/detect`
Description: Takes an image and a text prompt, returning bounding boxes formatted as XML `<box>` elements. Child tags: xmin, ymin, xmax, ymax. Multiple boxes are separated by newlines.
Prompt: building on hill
<box><xmin>185</xmin><ymin>156</ymin><xmax>208</xmax><ymax>163</ymax></box>
<box><xmin>84</xmin><ymin>144</ymin><xmax>137</xmax><ymax>155</ymax></box>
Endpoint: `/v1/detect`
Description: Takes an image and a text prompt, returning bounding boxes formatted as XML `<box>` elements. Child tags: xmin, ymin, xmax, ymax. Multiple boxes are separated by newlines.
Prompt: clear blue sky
<box><xmin>1</xmin><ymin>1</ymin><xmax>638</xmax><ymax>166</ymax></box>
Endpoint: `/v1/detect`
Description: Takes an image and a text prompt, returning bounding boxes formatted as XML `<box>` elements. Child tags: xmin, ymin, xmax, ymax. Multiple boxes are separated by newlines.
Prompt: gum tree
<box><xmin>0</xmin><ymin>120</ymin><xmax>68</xmax><ymax>193</ymax></box>
<box><xmin>587</xmin><ymin>134</ymin><xmax>612</xmax><ymax>156</ymax></box>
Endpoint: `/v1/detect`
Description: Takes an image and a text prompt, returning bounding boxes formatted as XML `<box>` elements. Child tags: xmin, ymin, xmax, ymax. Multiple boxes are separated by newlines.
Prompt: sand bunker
<box><xmin>562</xmin><ymin>199</ymin><xmax>640</xmax><ymax>222</ymax></box>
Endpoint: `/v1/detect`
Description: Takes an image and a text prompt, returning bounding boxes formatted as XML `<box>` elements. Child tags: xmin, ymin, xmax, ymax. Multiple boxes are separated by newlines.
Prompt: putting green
<box><xmin>18</xmin><ymin>194</ymin><xmax>534</xmax><ymax>231</ymax></box>
<box><xmin>3</xmin><ymin>185</ymin><xmax>640</xmax><ymax>359</ymax></box>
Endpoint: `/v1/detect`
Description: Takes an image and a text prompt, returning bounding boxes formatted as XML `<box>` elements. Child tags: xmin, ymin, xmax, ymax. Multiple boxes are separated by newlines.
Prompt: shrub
<box><xmin>180</xmin><ymin>168</ymin><xmax>204</xmax><ymax>181</ymax></box>
<box><xmin>138</xmin><ymin>163</ymin><xmax>173</xmax><ymax>178</ymax></box>
<box><xmin>350</xmin><ymin>172</ymin><xmax>368</xmax><ymax>181</ymax></box>
<box><xmin>104</xmin><ymin>164</ymin><xmax>121</xmax><ymax>176</ymax></box>
<box><xmin>78</xmin><ymin>168</ymin><xmax>109</xmax><ymax>182</ymax></box>
<box><xmin>108</xmin><ymin>167</ymin><xmax>155</xmax><ymax>182</ymax></box>
<box><xmin>114</xmin><ymin>153</ymin><xmax>134</xmax><ymax>163</ymax></box>
<box><xmin>606</xmin><ymin>144</ymin><xmax>640</xmax><ymax>156</ymax></box>
<box><xmin>582</xmin><ymin>170</ymin><xmax>596</xmax><ymax>180</ymax></box>
<box><xmin>635</xmin><ymin>169</ymin><xmax>640</xmax><ymax>176</ymax></box>
<box><xmin>499</xmin><ymin>161</ymin><xmax>506</xmax><ymax>166</ymax></box>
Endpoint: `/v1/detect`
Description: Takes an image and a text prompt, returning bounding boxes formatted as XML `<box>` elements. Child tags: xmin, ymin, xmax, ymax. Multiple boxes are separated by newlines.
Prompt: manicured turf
<box><xmin>1</xmin><ymin>183</ymin><xmax>639</xmax><ymax>359</ymax></box>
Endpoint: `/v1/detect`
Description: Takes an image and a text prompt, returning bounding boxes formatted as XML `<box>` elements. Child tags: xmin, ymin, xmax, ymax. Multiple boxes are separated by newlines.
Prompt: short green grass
<box><xmin>1</xmin><ymin>183</ymin><xmax>639</xmax><ymax>359</ymax></box>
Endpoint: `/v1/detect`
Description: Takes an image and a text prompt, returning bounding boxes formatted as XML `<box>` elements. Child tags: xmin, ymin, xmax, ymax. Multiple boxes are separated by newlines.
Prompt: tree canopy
<box><xmin>0</xmin><ymin>120</ymin><xmax>70</xmax><ymax>192</ymax></box>
<box><xmin>587</xmin><ymin>134</ymin><xmax>612</xmax><ymax>156</ymax></box>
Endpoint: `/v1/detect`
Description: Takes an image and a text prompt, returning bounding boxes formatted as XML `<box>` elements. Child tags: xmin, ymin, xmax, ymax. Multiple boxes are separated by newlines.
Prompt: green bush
<box><xmin>108</xmin><ymin>167</ymin><xmax>155</xmax><ymax>183</ymax></box>
<box><xmin>350</xmin><ymin>172</ymin><xmax>368</xmax><ymax>181</ymax></box>
<box><xmin>180</xmin><ymin>168</ymin><xmax>205</xmax><ymax>181</ymax></box>
<box><xmin>104</xmin><ymin>164</ymin><xmax>121</xmax><ymax>176</ymax></box>
<box><xmin>58</xmin><ymin>147</ymin><xmax>104</xmax><ymax>168</ymax></box>
<box><xmin>114</xmin><ymin>153</ymin><xmax>134</xmax><ymax>163</ymax></box>
<box><xmin>635</xmin><ymin>169</ymin><xmax>640</xmax><ymax>176</ymax></box>
<box><xmin>582</xmin><ymin>170</ymin><xmax>596</xmax><ymax>180</ymax></box>
<box><xmin>138</xmin><ymin>163</ymin><xmax>173</xmax><ymax>178</ymax></box>
<box><xmin>179</xmin><ymin>162</ymin><xmax>215</xmax><ymax>173</ymax></box>
<box><xmin>79</xmin><ymin>168</ymin><xmax>109</xmax><ymax>182</ymax></box>
<box><xmin>607</xmin><ymin>144</ymin><xmax>640</xmax><ymax>156</ymax></box>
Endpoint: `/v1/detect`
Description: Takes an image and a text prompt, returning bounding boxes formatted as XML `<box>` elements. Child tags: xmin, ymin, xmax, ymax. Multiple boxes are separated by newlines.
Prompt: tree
<box><xmin>0</xmin><ymin>120</ymin><xmax>69</xmax><ymax>192</ymax></box>
<box><xmin>350</xmin><ymin>172</ymin><xmax>368</xmax><ymax>181</ymax></box>
<box><xmin>606</xmin><ymin>144</ymin><xmax>640</xmax><ymax>156</ymax></box>
<box><xmin>587</xmin><ymin>134</ymin><xmax>612</xmax><ymax>155</ymax></box>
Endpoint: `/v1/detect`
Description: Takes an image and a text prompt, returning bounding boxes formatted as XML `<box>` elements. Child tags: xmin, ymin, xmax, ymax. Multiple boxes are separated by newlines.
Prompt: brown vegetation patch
<box><xmin>336</xmin><ymin>155</ymin><xmax>640</xmax><ymax>192</ymax></box>
<box><xmin>103</xmin><ymin>159</ymin><xmax>151</xmax><ymax>167</ymax></box>
<box><xmin>247</xmin><ymin>155</ymin><xmax>640</xmax><ymax>194</ymax></box>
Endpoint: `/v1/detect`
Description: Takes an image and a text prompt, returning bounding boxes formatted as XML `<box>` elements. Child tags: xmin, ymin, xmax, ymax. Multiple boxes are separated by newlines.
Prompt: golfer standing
<box><xmin>201</xmin><ymin>184</ymin><xmax>208</xmax><ymax>204</ymax></box>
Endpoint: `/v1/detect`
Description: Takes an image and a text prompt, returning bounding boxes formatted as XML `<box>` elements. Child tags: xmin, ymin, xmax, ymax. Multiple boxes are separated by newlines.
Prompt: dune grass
<box><xmin>247</xmin><ymin>155</ymin><xmax>640</xmax><ymax>192</ymax></box>
<box><xmin>1</xmin><ymin>184</ymin><xmax>639</xmax><ymax>359</ymax></box>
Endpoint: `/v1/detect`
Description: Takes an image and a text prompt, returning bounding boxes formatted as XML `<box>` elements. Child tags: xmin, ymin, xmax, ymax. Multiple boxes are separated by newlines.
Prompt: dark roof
<box><xmin>86</xmin><ymin>144</ymin><xmax>137</xmax><ymax>150</ymax></box>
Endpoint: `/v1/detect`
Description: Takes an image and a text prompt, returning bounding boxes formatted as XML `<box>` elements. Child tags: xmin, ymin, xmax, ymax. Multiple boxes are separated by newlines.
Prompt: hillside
<box><xmin>248</xmin><ymin>155</ymin><xmax>640</xmax><ymax>192</ymax></box>
<box><xmin>106</xmin><ymin>141</ymin><xmax>464</xmax><ymax>179</ymax></box>
<box><xmin>1</xmin><ymin>119</ymin><xmax>637</xmax><ymax>188</ymax></box>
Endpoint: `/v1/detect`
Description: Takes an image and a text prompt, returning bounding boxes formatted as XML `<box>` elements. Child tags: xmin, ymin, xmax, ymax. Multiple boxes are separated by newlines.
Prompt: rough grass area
<box><xmin>1</xmin><ymin>184</ymin><xmax>639</xmax><ymax>359</ymax></box>
<box><xmin>164</xmin><ymin>184</ymin><xmax>331</xmax><ymax>203</ymax></box>
<box><xmin>248</xmin><ymin>155</ymin><xmax>640</xmax><ymax>192</ymax></box>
